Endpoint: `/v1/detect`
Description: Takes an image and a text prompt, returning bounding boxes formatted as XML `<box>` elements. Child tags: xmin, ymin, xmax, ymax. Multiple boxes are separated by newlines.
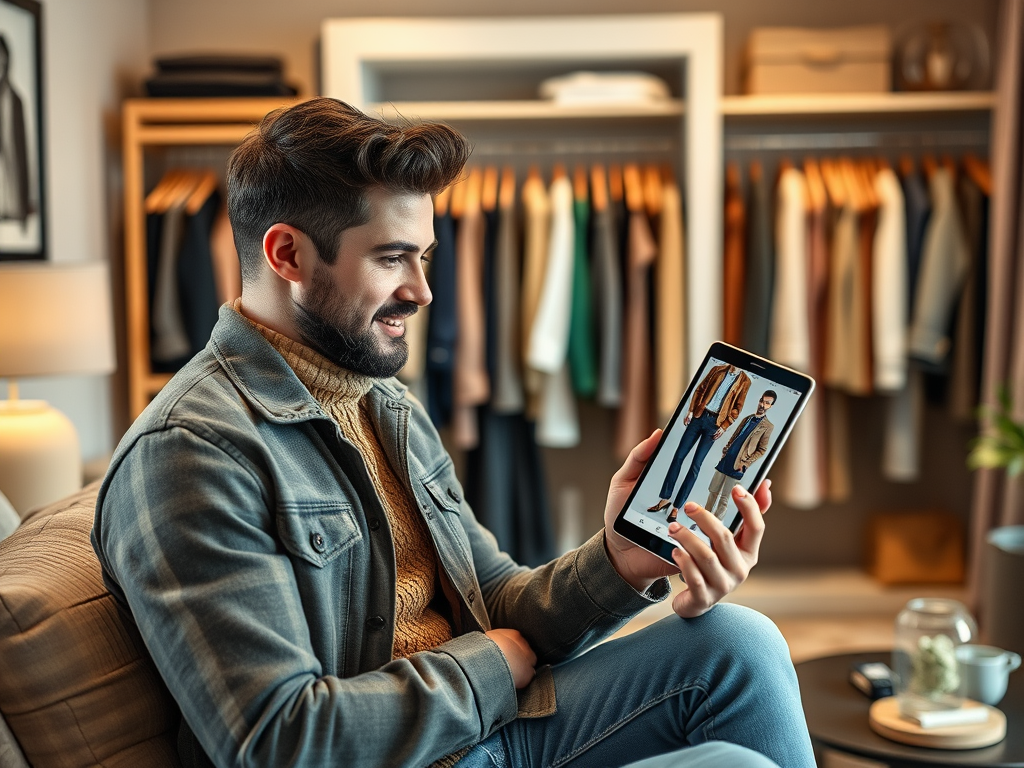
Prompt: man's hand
<box><xmin>604</xmin><ymin>430</ymin><xmax>683</xmax><ymax>592</ymax></box>
<box><xmin>485</xmin><ymin>628</ymin><xmax>537</xmax><ymax>689</ymax></box>
<box><xmin>712</xmin><ymin>428</ymin><xmax>724</xmax><ymax>440</ymax></box>
<box><xmin>603</xmin><ymin>430</ymin><xmax>771</xmax><ymax>606</ymax></box>
<box><xmin>666</xmin><ymin>481</ymin><xmax>770</xmax><ymax>618</ymax></box>
<box><xmin>683</xmin><ymin>413</ymin><xmax>692</xmax><ymax>426</ymax></box>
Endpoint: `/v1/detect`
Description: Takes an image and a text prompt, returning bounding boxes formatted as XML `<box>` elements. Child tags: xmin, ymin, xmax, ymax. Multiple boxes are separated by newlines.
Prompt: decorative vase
<box><xmin>893</xmin><ymin>597</ymin><xmax>978</xmax><ymax>716</ymax></box>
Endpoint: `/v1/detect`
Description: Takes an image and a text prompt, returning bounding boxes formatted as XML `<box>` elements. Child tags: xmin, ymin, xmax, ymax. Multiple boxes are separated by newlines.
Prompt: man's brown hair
<box><xmin>226</xmin><ymin>97</ymin><xmax>469</xmax><ymax>281</ymax></box>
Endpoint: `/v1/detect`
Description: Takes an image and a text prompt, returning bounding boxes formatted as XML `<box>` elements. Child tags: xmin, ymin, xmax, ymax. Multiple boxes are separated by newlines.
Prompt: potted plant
<box><xmin>968</xmin><ymin>387</ymin><xmax>1024</xmax><ymax>476</ymax></box>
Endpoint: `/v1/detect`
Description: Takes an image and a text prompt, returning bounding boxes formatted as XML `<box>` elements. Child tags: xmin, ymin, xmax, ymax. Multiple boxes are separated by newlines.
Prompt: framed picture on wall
<box><xmin>0</xmin><ymin>0</ymin><xmax>44</xmax><ymax>261</ymax></box>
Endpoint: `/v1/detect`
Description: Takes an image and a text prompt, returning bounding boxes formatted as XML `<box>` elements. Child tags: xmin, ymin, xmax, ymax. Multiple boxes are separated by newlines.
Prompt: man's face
<box><xmin>755</xmin><ymin>395</ymin><xmax>775</xmax><ymax>417</ymax></box>
<box><xmin>292</xmin><ymin>187</ymin><xmax>434</xmax><ymax>378</ymax></box>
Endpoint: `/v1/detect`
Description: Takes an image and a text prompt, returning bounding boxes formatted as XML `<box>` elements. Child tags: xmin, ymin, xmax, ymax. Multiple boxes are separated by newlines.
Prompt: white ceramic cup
<box><xmin>955</xmin><ymin>644</ymin><xmax>1022</xmax><ymax>705</ymax></box>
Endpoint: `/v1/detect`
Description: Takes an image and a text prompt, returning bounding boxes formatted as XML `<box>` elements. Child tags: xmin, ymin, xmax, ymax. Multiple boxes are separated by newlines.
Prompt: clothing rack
<box><xmin>469</xmin><ymin>137</ymin><xmax>678</xmax><ymax>156</ymax></box>
<box><xmin>724</xmin><ymin>129</ymin><xmax>989</xmax><ymax>153</ymax></box>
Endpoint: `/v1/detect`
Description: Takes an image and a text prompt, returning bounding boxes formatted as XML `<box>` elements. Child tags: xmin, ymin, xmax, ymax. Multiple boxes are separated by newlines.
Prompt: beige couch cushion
<box><xmin>0</xmin><ymin>482</ymin><xmax>181</xmax><ymax>767</ymax></box>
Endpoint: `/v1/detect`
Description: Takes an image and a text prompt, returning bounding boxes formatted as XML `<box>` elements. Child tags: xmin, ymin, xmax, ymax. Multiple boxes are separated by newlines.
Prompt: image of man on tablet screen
<box><xmin>648</xmin><ymin>362</ymin><xmax>750</xmax><ymax>523</ymax></box>
<box><xmin>706</xmin><ymin>390</ymin><xmax>776</xmax><ymax>520</ymax></box>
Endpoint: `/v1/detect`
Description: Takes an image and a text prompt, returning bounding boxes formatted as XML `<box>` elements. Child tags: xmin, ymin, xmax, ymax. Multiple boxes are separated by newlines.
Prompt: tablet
<box><xmin>613</xmin><ymin>342</ymin><xmax>815</xmax><ymax>564</ymax></box>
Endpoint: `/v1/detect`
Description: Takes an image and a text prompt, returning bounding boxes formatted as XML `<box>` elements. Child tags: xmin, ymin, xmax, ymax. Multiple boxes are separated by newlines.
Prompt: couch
<box><xmin>0</xmin><ymin>482</ymin><xmax>181</xmax><ymax>767</ymax></box>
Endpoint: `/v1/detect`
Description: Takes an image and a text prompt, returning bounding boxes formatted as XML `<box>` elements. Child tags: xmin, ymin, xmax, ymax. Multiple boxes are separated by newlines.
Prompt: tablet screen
<box><xmin>620</xmin><ymin>354</ymin><xmax>807</xmax><ymax>548</ymax></box>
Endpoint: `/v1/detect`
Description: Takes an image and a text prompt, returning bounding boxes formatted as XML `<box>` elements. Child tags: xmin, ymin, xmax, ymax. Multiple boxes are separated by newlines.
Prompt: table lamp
<box><xmin>0</xmin><ymin>261</ymin><xmax>116</xmax><ymax>516</ymax></box>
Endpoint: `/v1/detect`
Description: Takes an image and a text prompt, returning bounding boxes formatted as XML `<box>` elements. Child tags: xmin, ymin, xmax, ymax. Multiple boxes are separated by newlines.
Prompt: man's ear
<box><xmin>263</xmin><ymin>224</ymin><xmax>312</xmax><ymax>284</ymax></box>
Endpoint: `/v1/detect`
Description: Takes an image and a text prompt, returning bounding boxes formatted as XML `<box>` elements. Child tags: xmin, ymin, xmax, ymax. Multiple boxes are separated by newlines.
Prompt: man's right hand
<box><xmin>684</xmin><ymin>413</ymin><xmax>692</xmax><ymax>426</ymax></box>
<box><xmin>485</xmin><ymin>628</ymin><xmax>537</xmax><ymax>689</ymax></box>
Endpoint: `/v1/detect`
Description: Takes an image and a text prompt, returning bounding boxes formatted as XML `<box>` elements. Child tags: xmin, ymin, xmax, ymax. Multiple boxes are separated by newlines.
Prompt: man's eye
<box><xmin>383</xmin><ymin>255</ymin><xmax>403</xmax><ymax>265</ymax></box>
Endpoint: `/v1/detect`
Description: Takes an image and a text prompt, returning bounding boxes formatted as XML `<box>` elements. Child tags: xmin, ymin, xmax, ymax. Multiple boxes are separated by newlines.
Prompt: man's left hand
<box><xmin>603</xmin><ymin>430</ymin><xmax>770</xmax><ymax>604</ymax></box>
<box><xmin>713</xmin><ymin>428</ymin><xmax>724</xmax><ymax>440</ymax></box>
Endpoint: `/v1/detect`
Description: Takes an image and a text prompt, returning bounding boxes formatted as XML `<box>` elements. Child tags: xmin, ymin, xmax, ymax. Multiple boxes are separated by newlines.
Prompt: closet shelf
<box><xmin>721</xmin><ymin>91</ymin><xmax>996</xmax><ymax>116</ymax></box>
<box><xmin>369</xmin><ymin>100</ymin><xmax>686</xmax><ymax>121</ymax></box>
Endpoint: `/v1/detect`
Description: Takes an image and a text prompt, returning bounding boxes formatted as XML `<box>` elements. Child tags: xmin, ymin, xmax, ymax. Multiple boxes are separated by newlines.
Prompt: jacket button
<box><xmin>447</xmin><ymin>488</ymin><xmax>461</xmax><ymax>504</ymax></box>
<box><xmin>310</xmin><ymin>532</ymin><xmax>326</xmax><ymax>552</ymax></box>
<box><xmin>366</xmin><ymin>615</ymin><xmax>386</xmax><ymax>631</ymax></box>
<box><xmin>369</xmin><ymin>517</ymin><xmax>381</xmax><ymax>531</ymax></box>
<box><xmin>467</xmin><ymin>589</ymin><xmax>476</xmax><ymax>604</ymax></box>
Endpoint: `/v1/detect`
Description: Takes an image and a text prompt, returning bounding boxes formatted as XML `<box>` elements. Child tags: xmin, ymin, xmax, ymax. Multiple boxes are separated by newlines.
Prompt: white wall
<box><xmin>17</xmin><ymin>0</ymin><xmax>148</xmax><ymax>464</ymax></box>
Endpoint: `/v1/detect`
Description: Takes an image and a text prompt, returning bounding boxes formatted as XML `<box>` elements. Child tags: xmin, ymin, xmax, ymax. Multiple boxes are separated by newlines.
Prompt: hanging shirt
<box><xmin>491</xmin><ymin>182</ymin><xmax>525</xmax><ymax>414</ymax></box>
<box><xmin>615</xmin><ymin>205</ymin><xmax>658</xmax><ymax>459</ymax></box>
<box><xmin>908</xmin><ymin>167</ymin><xmax>970</xmax><ymax>366</ymax></box>
<box><xmin>723</xmin><ymin>168</ymin><xmax>746</xmax><ymax>346</ymax></box>
<box><xmin>591</xmin><ymin>182</ymin><xmax>624</xmax><ymax>407</ymax></box>
<box><xmin>530</xmin><ymin>176</ymin><xmax>579</xmax><ymax>447</ymax></box>
<box><xmin>519</xmin><ymin>175</ymin><xmax>551</xmax><ymax>415</ymax></box>
<box><xmin>425</xmin><ymin>209</ymin><xmax>458</xmax><ymax>428</ymax></box>
<box><xmin>741</xmin><ymin>167</ymin><xmax>774</xmax><ymax>357</ymax></box>
<box><xmin>655</xmin><ymin>178</ymin><xmax>687</xmax><ymax>425</ymax></box>
<box><xmin>452</xmin><ymin>173</ymin><xmax>489</xmax><ymax>450</ymax></box>
<box><xmin>872</xmin><ymin>167</ymin><xmax>908</xmax><ymax>392</ymax></box>
<box><xmin>770</xmin><ymin>167</ymin><xmax>820</xmax><ymax>509</ymax></box>
<box><xmin>568</xmin><ymin>195</ymin><xmax>598</xmax><ymax>396</ymax></box>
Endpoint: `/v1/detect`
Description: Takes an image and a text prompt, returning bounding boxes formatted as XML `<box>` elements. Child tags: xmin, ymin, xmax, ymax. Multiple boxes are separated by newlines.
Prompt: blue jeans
<box><xmin>456</xmin><ymin>604</ymin><xmax>814</xmax><ymax>768</ymax></box>
<box><xmin>659</xmin><ymin>410</ymin><xmax>721</xmax><ymax>510</ymax></box>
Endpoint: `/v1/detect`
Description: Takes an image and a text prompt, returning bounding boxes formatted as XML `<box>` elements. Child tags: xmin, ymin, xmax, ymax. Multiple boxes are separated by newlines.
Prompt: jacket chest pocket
<box><xmin>420</xmin><ymin>465</ymin><xmax>475</xmax><ymax>570</ymax></box>
<box><xmin>277</xmin><ymin>502</ymin><xmax>363</xmax><ymax>568</ymax></box>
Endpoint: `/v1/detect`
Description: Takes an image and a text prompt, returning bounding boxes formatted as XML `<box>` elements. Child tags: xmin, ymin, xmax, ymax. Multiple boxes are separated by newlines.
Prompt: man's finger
<box><xmin>733</xmin><ymin>485</ymin><xmax>766</xmax><ymax>557</ymax></box>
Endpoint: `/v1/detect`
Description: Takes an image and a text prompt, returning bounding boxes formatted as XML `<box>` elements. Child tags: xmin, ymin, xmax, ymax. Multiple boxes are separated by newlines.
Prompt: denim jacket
<box><xmin>92</xmin><ymin>306</ymin><xmax>667</xmax><ymax>768</ymax></box>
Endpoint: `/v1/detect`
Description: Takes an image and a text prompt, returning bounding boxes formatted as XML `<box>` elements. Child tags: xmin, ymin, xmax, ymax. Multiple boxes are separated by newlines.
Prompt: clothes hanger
<box><xmin>449</xmin><ymin>170</ymin><xmax>469</xmax><ymax>220</ymax></box>
<box><xmin>922</xmin><ymin>154</ymin><xmax>938</xmax><ymax>182</ymax></box>
<box><xmin>623</xmin><ymin>163</ymin><xmax>644</xmax><ymax>214</ymax></box>
<box><xmin>660</xmin><ymin>162</ymin><xmax>676</xmax><ymax>187</ymax></box>
<box><xmin>857</xmin><ymin>159</ymin><xmax>879</xmax><ymax>210</ymax></box>
<box><xmin>590</xmin><ymin>163</ymin><xmax>608</xmax><ymax>213</ymax></box>
<box><xmin>839</xmin><ymin>158</ymin><xmax>863</xmax><ymax>211</ymax></box>
<box><xmin>434</xmin><ymin>185</ymin><xmax>452</xmax><ymax>217</ymax></box>
<box><xmin>573</xmin><ymin>164</ymin><xmax>588</xmax><ymax>202</ymax></box>
<box><xmin>963</xmin><ymin>153</ymin><xmax>992</xmax><ymax>196</ymax></box>
<box><xmin>803</xmin><ymin>158</ymin><xmax>826</xmax><ymax>213</ymax></box>
<box><xmin>527</xmin><ymin>164</ymin><xmax>542</xmax><ymax>186</ymax></box>
<box><xmin>552</xmin><ymin>162</ymin><xmax>567</xmax><ymax>182</ymax></box>
<box><xmin>185</xmin><ymin>169</ymin><xmax>219</xmax><ymax>216</ymax></box>
<box><xmin>608</xmin><ymin>163</ymin><xmax>624</xmax><ymax>204</ymax></box>
<box><xmin>144</xmin><ymin>169</ymin><xmax>182</xmax><ymax>214</ymax></box>
<box><xmin>482</xmin><ymin>165</ymin><xmax>499</xmax><ymax>212</ymax></box>
<box><xmin>819</xmin><ymin>158</ymin><xmax>847</xmax><ymax>209</ymax></box>
<box><xmin>463</xmin><ymin>166</ymin><xmax>482</xmax><ymax>215</ymax></box>
<box><xmin>941</xmin><ymin>153</ymin><xmax>958</xmax><ymax>179</ymax></box>
<box><xmin>499</xmin><ymin>165</ymin><xmax>516</xmax><ymax>209</ymax></box>
<box><xmin>726</xmin><ymin>161</ymin><xmax>740</xmax><ymax>192</ymax></box>
<box><xmin>643</xmin><ymin>164</ymin><xmax>662</xmax><ymax>218</ymax></box>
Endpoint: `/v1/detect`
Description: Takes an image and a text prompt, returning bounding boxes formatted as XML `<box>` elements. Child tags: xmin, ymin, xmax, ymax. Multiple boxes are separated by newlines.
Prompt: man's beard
<box><xmin>293</xmin><ymin>267</ymin><xmax>417</xmax><ymax>378</ymax></box>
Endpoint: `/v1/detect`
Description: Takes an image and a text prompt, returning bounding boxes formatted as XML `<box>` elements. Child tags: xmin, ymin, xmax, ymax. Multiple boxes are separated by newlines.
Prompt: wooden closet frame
<box><xmin>121</xmin><ymin>98</ymin><xmax>301</xmax><ymax>420</ymax></box>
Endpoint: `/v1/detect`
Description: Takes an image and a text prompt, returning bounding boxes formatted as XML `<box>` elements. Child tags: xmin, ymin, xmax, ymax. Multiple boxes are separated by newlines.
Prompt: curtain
<box><xmin>969</xmin><ymin>0</ymin><xmax>1024</xmax><ymax>607</ymax></box>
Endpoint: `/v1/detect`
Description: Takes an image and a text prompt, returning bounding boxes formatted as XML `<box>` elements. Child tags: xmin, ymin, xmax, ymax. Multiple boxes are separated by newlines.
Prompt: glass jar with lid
<box><xmin>893</xmin><ymin>597</ymin><xmax>978</xmax><ymax>716</ymax></box>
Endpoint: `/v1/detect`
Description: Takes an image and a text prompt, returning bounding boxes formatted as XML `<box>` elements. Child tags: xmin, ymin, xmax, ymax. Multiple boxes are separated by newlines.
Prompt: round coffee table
<box><xmin>795</xmin><ymin>651</ymin><xmax>1024</xmax><ymax>768</ymax></box>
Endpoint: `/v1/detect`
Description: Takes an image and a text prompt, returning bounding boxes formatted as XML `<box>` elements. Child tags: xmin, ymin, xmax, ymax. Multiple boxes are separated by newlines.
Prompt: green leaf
<box><xmin>1008</xmin><ymin>455</ymin><xmax>1024</xmax><ymax>477</ymax></box>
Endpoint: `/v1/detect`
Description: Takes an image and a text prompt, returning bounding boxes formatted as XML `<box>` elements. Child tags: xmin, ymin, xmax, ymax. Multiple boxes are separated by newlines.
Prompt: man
<box><xmin>92</xmin><ymin>99</ymin><xmax>813</xmax><ymax>768</ymax></box>
<box><xmin>706</xmin><ymin>391</ymin><xmax>777</xmax><ymax>521</ymax></box>
<box><xmin>648</xmin><ymin>363</ymin><xmax>750</xmax><ymax>524</ymax></box>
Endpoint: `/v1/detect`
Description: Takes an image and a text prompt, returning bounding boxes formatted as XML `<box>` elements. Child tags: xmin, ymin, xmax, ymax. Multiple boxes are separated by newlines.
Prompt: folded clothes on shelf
<box><xmin>144</xmin><ymin>54</ymin><xmax>298</xmax><ymax>97</ymax></box>
<box><xmin>538</xmin><ymin>71</ymin><xmax>671</xmax><ymax>105</ymax></box>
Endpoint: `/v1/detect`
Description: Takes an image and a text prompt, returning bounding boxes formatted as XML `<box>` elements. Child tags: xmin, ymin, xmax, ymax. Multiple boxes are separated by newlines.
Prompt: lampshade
<box><xmin>0</xmin><ymin>261</ymin><xmax>116</xmax><ymax>378</ymax></box>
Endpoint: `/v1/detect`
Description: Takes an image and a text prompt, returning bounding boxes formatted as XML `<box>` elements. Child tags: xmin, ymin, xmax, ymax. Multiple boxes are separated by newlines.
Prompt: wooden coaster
<box><xmin>869</xmin><ymin>697</ymin><xmax>1006</xmax><ymax>749</ymax></box>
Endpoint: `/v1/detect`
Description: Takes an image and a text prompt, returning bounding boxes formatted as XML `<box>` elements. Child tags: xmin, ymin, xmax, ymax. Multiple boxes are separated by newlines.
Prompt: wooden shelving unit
<box><xmin>370</xmin><ymin>99</ymin><xmax>685</xmax><ymax>121</ymax></box>
<box><xmin>121</xmin><ymin>98</ymin><xmax>302</xmax><ymax>420</ymax></box>
<box><xmin>721</xmin><ymin>90</ymin><xmax>996</xmax><ymax>116</ymax></box>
